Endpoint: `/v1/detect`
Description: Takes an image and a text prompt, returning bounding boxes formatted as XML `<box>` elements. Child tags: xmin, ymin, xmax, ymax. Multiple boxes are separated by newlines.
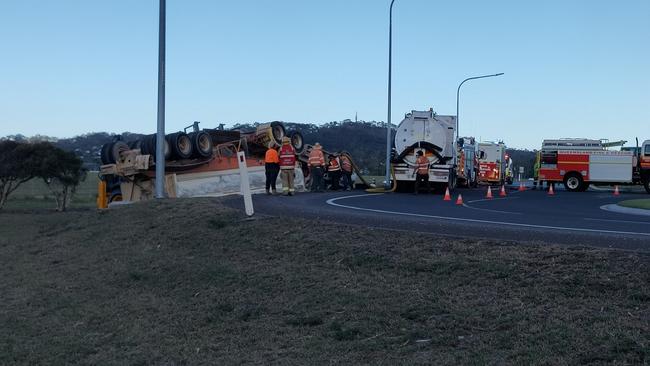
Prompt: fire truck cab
<box><xmin>538</xmin><ymin>138</ymin><xmax>650</xmax><ymax>193</ymax></box>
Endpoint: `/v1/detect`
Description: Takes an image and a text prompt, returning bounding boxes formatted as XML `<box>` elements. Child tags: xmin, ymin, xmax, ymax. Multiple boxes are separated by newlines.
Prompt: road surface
<box><xmin>224</xmin><ymin>185</ymin><xmax>650</xmax><ymax>251</ymax></box>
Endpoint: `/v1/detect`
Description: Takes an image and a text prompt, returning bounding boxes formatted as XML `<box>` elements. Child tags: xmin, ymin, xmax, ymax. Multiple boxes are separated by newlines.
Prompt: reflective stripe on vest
<box><xmin>328</xmin><ymin>159</ymin><xmax>341</xmax><ymax>172</ymax></box>
<box><xmin>416</xmin><ymin>156</ymin><xmax>428</xmax><ymax>175</ymax></box>
<box><xmin>309</xmin><ymin>150</ymin><xmax>324</xmax><ymax>166</ymax></box>
<box><xmin>279</xmin><ymin>145</ymin><xmax>296</xmax><ymax>167</ymax></box>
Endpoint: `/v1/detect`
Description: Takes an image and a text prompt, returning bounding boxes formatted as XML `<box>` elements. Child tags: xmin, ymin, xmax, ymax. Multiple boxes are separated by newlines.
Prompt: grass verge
<box><xmin>618</xmin><ymin>199</ymin><xmax>650</xmax><ymax>210</ymax></box>
<box><xmin>1</xmin><ymin>198</ymin><xmax>648</xmax><ymax>365</ymax></box>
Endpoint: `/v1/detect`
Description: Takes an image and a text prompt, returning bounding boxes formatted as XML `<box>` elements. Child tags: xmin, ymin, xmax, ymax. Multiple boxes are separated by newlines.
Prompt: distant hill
<box><xmin>2</xmin><ymin>121</ymin><xmax>537</xmax><ymax>177</ymax></box>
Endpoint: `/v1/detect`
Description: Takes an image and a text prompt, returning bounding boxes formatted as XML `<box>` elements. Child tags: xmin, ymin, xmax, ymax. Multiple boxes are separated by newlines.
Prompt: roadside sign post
<box><xmin>519</xmin><ymin>166</ymin><xmax>524</xmax><ymax>182</ymax></box>
<box><xmin>237</xmin><ymin>151</ymin><xmax>254</xmax><ymax>216</ymax></box>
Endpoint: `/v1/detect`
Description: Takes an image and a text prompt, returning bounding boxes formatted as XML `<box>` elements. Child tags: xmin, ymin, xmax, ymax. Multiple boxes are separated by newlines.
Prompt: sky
<box><xmin>0</xmin><ymin>0</ymin><xmax>648</xmax><ymax>149</ymax></box>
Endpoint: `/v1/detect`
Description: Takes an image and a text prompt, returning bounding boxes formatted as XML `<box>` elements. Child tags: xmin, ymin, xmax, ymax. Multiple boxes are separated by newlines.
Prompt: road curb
<box><xmin>601</xmin><ymin>204</ymin><xmax>650</xmax><ymax>217</ymax></box>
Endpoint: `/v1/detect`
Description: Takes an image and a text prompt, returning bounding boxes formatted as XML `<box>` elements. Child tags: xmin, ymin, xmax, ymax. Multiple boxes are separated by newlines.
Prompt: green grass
<box><xmin>618</xmin><ymin>199</ymin><xmax>650</xmax><ymax>210</ymax></box>
<box><xmin>0</xmin><ymin>198</ymin><xmax>648</xmax><ymax>365</ymax></box>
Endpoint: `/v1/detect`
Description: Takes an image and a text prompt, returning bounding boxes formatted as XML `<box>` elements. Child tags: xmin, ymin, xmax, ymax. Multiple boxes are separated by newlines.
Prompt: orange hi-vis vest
<box><xmin>340</xmin><ymin>156</ymin><xmax>352</xmax><ymax>172</ymax></box>
<box><xmin>328</xmin><ymin>158</ymin><xmax>341</xmax><ymax>172</ymax></box>
<box><xmin>415</xmin><ymin>155</ymin><xmax>429</xmax><ymax>175</ymax></box>
<box><xmin>279</xmin><ymin>144</ymin><xmax>296</xmax><ymax>169</ymax></box>
<box><xmin>265</xmin><ymin>148</ymin><xmax>279</xmax><ymax>164</ymax></box>
<box><xmin>308</xmin><ymin>149</ymin><xmax>325</xmax><ymax>167</ymax></box>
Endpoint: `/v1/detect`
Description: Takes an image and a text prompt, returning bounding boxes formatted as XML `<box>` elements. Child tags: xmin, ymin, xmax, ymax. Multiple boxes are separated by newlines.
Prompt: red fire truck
<box><xmin>477</xmin><ymin>141</ymin><xmax>513</xmax><ymax>185</ymax></box>
<box><xmin>538</xmin><ymin>138</ymin><xmax>650</xmax><ymax>193</ymax></box>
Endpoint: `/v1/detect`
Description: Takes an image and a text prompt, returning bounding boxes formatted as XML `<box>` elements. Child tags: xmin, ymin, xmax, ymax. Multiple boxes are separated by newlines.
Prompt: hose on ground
<box><xmin>338</xmin><ymin>151</ymin><xmax>397</xmax><ymax>193</ymax></box>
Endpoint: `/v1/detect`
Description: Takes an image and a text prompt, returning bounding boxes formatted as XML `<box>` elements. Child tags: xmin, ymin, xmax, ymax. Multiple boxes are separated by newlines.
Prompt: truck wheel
<box><xmin>166</xmin><ymin>132</ymin><xmax>193</xmax><ymax>160</ymax></box>
<box><xmin>644</xmin><ymin>178</ymin><xmax>650</xmax><ymax>194</ymax></box>
<box><xmin>188</xmin><ymin>131</ymin><xmax>213</xmax><ymax>158</ymax></box>
<box><xmin>563</xmin><ymin>173</ymin><xmax>583</xmax><ymax>192</ymax></box>
<box><xmin>100</xmin><ymin>142</ymin><xmax>114</xmax><ymax>164</ymax></box>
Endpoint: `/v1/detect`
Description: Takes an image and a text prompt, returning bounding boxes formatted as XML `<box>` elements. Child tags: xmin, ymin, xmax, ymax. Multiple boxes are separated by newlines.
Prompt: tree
<box><xmin>33</xmin><ymin>143</ymin><xmax>87</xmax><ymax>211</ymax></box>
<box><xmin>0</xmin><ymin>141</ymin><xmax>35</xmax><ymax>209</ymax></box>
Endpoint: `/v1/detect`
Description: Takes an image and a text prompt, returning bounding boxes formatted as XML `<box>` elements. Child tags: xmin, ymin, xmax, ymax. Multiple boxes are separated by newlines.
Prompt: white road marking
<box><xmin>584</xmin><ymin>217</ymin><xmax>650</xmax><ymax>225</ymax></box>
<box><xmin>465</xmin><ymin>196</ymin><xmax>512</xmax><ymax>204</ymax></box>
<box><xmin>325</xmin><ymin>194</ymin><xmax>650</xmax><ymax>237</ymax></box>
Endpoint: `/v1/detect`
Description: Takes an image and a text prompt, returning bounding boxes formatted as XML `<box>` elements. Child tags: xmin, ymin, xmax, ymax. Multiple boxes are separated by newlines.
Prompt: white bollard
<box><xmin>237</xmin><ymin>151</ymin><xmax>254</xmax><ymax>216</ymax></box>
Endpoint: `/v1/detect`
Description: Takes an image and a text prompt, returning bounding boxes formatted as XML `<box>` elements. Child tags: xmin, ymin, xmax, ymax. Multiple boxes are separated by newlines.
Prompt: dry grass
<box><xmin>0</xmin><ymin>198</ymin><xmax>648</xmax><ymax>365</ymax></box>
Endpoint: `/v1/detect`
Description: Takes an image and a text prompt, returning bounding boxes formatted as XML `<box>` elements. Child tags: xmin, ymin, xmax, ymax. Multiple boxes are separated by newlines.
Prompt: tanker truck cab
<box><xmin>391</xmin><ymin>109</ymin><xmax>458</xmax><ymax>191</ymax></box>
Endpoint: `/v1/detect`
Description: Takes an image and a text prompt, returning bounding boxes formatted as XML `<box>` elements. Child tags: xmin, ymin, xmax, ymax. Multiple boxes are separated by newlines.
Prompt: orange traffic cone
<box><xmin>548</xmin><ymin>184</ymin><xmax>555</xmax><ymax>195</ymax></box>
<box><xmin>443</xmin><ymin>187</ymin><xmax>451</xmax><ymax>201</ymax></box>
<box><xmin>518</xmin><ymin>182</ymin><xmax>526</xmax><ymax>191</ymax></box>
<box><xmin>614</xmin><ymin>185</ymin><xmax>620</xmax><ymax>196</ymax></box>
<box><xmin>456</xmin><ymin>194</ymin><xmax>464</xmax><ymax>205</ymax></box>
<box><xmin>486</xmin><ymin>186</ymin><xmax>493</xmax><ymax>199</ymax></box>
<box><xmin>499</xmin><ymin>185</ymin><xmax>507</xmax><ymax>197</ymax></box>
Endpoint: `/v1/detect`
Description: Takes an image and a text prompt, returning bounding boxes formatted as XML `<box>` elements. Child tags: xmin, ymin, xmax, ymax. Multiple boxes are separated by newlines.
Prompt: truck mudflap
<box><xmin>393</xmin><ymin>164</ymin><xmax>452</xmax><ymax>183</ymax></box>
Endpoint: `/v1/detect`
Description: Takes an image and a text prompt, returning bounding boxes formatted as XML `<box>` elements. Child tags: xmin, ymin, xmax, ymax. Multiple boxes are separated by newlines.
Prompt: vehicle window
<box><xmin>645</xmin><ymin>144</ymin><xmax>650</xmax><ymax>156</ymax></box>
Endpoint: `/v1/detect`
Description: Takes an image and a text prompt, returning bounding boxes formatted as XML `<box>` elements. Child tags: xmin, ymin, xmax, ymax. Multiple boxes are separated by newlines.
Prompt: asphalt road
<box><xmin>224</xmin><ymin>185</ymin><xmax>650</xmax><ymax>251</ymax></box>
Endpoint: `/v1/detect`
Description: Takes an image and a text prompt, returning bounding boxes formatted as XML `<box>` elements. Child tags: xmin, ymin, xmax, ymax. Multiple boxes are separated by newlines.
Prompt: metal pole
<box><xmin>455</xmin><ymin>73</ymin><xmax>504</xmax><ymax>141</ymax></box>
<box><xmin>384</xmin><ymin>0</ymin><xmax>396</xmax><ymax>190</ymax></box>
<box><xmin>155</xmin><ymin>0</ymin><xmax>166</xmax><ymax>198</ymax></box>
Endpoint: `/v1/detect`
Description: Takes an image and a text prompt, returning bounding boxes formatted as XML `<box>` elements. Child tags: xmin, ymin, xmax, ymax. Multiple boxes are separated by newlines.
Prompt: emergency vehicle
<box><xmin>456</xmin><ymin>137</ymin><xmax>479</xmax><ymax>187</ymax></box>
<box><xmin>391</xmin><ymin>109</ymin><xmax>459</xmax><ymax>190</ymax></box>
<box><xmin>538</xmin><ymin>138</ymin><xmax>650</xmax><ymax>193</ymax></box>
<box><xmin>477</xmin><ymin>141</ymin><xmax>513</xmax><ymax>185</ymax></box>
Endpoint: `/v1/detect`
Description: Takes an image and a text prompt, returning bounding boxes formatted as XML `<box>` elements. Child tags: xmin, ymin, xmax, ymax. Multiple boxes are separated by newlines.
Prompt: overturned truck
<box><xmin>97</xmin><ymin>122</ymin><xmax>307</xmax><ymax>207</ymax></box>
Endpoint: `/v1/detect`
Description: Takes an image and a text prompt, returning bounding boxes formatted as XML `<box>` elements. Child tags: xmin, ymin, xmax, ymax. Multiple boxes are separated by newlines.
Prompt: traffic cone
<box><xmin>456</xmin><ymin>194</ymin><xmax>464</xmax><ymax>205</ymax></box>
<box><xmin>486</xmin><ymin>186</ymin><xmax>493</xmax><ymax>199</ymax></box>
<box><xmin>499</xmin><ymin>185</ymin><xmax>507</xmax><ymax>197</ymax></box>
<box><xmin>518</xmin><ymin>182</ymin><xmax>526</xmax><ymax>191</ymax></box>
<box><xmin>443</xmin><ymin>187</ymin><xmax>451</xmax><ymax>201</ymax></box>
<box><xmin>548</xmin><ymin>185</ymin><xmax>555</xmax><ymax>196</ymax></box>
<box><xmin>614</xmin><ymin>185</ymin><xmax>620</xmax><ymax>196</ymax></box>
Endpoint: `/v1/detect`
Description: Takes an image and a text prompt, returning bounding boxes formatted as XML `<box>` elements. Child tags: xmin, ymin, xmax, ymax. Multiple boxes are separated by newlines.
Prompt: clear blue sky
<box><xmin>1</xmin><ymin>0</ymin><xmax>648</xmax><ymax>149</ymax></box>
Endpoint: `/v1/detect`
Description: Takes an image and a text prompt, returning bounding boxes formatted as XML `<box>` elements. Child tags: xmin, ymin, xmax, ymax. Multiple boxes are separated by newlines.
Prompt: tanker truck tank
<box><xmin>391</xmin><ymin>109</ymin><xmax>458</xmax><ymax>191</ymax></box>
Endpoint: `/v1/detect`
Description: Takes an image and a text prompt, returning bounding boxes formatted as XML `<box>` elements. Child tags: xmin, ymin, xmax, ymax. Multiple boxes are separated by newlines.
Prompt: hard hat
<box><xmin>282</xmin><ymin>136</ymin><xmax>290</xmax><ymax>144</ymax></box>
<box><xmin>314</xmin><ymin>142</ymin><xmax>322</xmax><ymax>149</ymax></box>
<box><xmin>416</xmin><ymin>150</ymin><xmax>424</xmax><ymax>156</ymax></box>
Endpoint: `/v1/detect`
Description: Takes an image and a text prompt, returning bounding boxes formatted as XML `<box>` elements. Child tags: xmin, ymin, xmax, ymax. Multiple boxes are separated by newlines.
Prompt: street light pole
<box><xmin>155</xmin><ymin>0</ymin><xmax>166</xmax><ymax>198</ymax></box>
<box><xmin>384</xmin><ymin>0</ymin><xmax>396</xmax><ymax>190</ymax></box>
<box><xmin>456</xmin><ymin>72</ymin><xmax>504</xmax><ymax>141</ymax></box>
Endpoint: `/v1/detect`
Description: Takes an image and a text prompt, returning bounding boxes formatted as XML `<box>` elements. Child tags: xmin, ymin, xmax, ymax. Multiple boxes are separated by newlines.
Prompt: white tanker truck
<box><xmin>392</xmin><ymin>109</ymin><xmax>477</xmax><ymax>190</ymax></box>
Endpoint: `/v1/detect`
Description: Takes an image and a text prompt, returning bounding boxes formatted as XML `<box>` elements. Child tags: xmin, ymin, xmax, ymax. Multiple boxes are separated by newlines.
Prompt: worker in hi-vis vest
<box><xmin>278</xmin><ymin>136</ymin><xmax>297</xmax><ymax>196</ymax></box>
<box><xmin>412</xmin><ymin>150</ymin><xmax>430</xmax><ymax>194</ymax></box>
<box><xmin>264</xmin><ymin>143</ymin><xmax>280</xmax><ymax>195</ymax></box>
<box><xmin>308</xmin><ymin>143</ymin><xmax>325</xmax><ymax>192</ymax></box>
<box><xmin>327</xmin><ymin>154</ymin><xmax>341</xmax><ymax>190</ymax></box>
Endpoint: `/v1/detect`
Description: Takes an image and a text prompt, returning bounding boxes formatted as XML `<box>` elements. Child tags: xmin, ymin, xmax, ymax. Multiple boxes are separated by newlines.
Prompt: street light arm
<box><xmin>456</xmin><ymin>72</ymin><xmax>504</xmax><ymax>141</ymax></box>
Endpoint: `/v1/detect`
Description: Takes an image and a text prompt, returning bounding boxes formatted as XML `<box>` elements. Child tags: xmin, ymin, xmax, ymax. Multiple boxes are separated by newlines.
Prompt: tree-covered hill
<box><xmin>3</xmin><ymin>121</ymin><xmax>536</xmax><ymax>177</ymax></box>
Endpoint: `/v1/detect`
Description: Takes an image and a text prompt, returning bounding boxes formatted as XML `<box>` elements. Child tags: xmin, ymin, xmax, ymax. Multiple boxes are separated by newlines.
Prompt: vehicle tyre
<box><xmin>110</xmin><ymin>141</ymin><xmax>129</xmax><ymax>163</ymax></box>
<box><xmin>166</xmin><ymin>132</ymin><xmax>193</xmax><ymax>159</ymax></box>
<box><xmin>100</xmin><ymin>142</ymin><xmax>114</xmax><ymax>164</ymax></box>
<box><xmin>109</xmin><ymin>188</ymin><xmax>122</xmax><ymax>203</ymax></box>
<box><xmin>188</xmin><ymin>131</ymin><xmax>213</xmax><ymax>158</ymax></box>
<box><xmin>288</xmin><ymin>131</ymin><xmax>304</xmax><ymax>153</ymax></box>
<box><xmin>127</xmin><ymin>140</ymin><xmax>142</xmax><ymax>151</ymax></box>
<box><xmin>448</xmin><ymin>171</ymin><xmax>457</xmax><ymax>190</ymax></box>
<box><xmin>270</xmin><ymin>121</ymin><xmax>286</xmax><ymax>145</ymax></box>
<box><xmin>644</xmin><ymin>177</ymin><xmax>650</xmax><ymax>194</ymax></box>
<box><xmin>563</xmin><ymin>172</ymin><xmax>583</xmax><ymax>192</ymax></box>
